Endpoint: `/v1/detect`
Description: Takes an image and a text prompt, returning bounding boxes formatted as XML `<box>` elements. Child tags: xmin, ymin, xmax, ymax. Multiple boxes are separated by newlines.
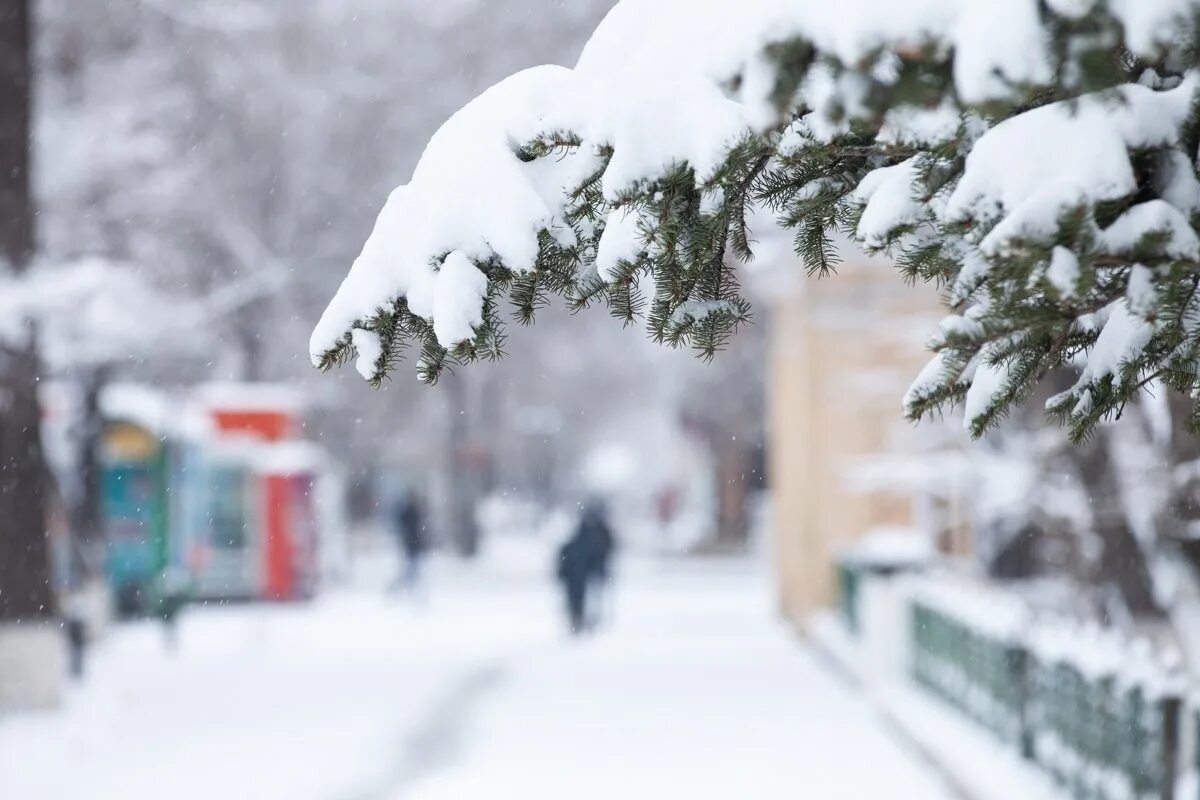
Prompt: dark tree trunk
<box><xmin>1075</xmin><ymin>429</ymin><xmax>1162</xmax><ymax>619</ymax></box>
<box><xmin>1153</xmin><ymin>393</ymin><xmax>1200</xmax><ymax>588</ymax></box>
<box><xmin>0</xmin><ymin>0</ymin><xmax>54</xmax><ymax>622</ymax></box>
<box><xmin>0</xmin><ymin>1</ymin><xmax>34</xmax><ymax>258</ymax></box>
<box><xmin>238</xmin><ymin>320</ymin><xmax>264</xmax><ymax>382</ymax></box>
<box><xmin>74</xmin><ymin>367</ymin><xmax>108</xmax><ymax>548</ymax></box>
<box><xmin>0</xmin><ymin>340</ymin><xmax>53</xmax><ymax>621</ymax></box>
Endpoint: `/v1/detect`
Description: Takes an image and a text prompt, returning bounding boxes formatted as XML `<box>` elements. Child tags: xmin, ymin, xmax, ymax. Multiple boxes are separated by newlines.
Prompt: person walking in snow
<box><xmin>556</xmin><ymin>500</ymin><xmax>615</xmax><ymax>634</ymax></box>
<box><xmin>392</xmin><ymin>490</ymin><xmax>429</xmax><ymax>593</ymax></box>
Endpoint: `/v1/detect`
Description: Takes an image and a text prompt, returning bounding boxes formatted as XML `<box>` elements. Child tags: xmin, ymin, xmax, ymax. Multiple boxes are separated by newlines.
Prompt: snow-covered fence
<box><xmin>909</xmin><ymin>582</ymin><xmax>1029</xmax><ymax>752</ymax></box>
<box><xmin>837</xmin><ymin>530</ymin><xmax>934</xmax><ymax>638</ymax></box>
<box><xmin>904</xmin><ymin>579</ymin><xmax>1186</xmax><ymax>800</ymax></box>
<box><xmin>1025</xmin><ymin>627</ymin><xmax>1183</xmax><ymax>800</ymax></box>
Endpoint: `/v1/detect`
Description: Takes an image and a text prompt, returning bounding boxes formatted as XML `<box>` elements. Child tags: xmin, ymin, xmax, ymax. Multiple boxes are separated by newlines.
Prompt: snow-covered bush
<box><xmin>313</xmin><ymin>0</ymin><xmax>1200</xmax><ymax>440</ymax></box>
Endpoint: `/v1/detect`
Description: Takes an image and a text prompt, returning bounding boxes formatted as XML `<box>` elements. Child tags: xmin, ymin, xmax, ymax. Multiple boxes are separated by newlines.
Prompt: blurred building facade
<box><xmin>768</xmin><ymin>253</ymin><xmax>969</xmax><ymax>625</ymax></box>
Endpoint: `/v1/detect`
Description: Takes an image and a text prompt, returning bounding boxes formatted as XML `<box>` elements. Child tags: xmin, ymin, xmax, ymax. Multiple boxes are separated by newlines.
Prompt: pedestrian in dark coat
<box><xmin>392</xmin><ymin>491</ymin><xmax>429</xmax><ymax>592</ymax></box>
<box><xmin>556</xmin><ymin>501</ymin><xmax>615</xmax><ymax>634</ymax></box>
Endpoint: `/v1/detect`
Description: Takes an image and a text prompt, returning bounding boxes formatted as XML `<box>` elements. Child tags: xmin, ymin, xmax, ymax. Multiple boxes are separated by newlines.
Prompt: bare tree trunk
<box><xmin>74</xmin><ymin>367</ymin><xmax>108</xmax><ymax>550</ymax></box>
<box><xmin>1158</xmin><ymin>393</ymin><xmax>1200</xmax><ymax>543</ymax></box>
<box><xmin>0</xmin><ymin>0</ymin><xmax>53</xmax><ymax>622</ymax></box>
<box><xmin>235</xmin><ymin>305</ymin><xmax>265</xmax><ymax>382</ymax></box>
<box><xmin>1075</xmin><ymin>429</ymin><xmax>1161</xmax><ymax>619</ymax></box>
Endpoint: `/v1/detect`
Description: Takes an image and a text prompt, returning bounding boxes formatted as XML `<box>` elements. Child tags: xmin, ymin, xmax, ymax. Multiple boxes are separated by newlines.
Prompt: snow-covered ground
<box><xmin>0</xmin><ymin>536</ymin><xmax>957</xmax><ymax>800</ymax></box>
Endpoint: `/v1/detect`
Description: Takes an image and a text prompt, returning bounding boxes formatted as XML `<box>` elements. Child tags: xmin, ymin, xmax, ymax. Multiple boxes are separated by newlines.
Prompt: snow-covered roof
<box><xmin>100</xmin><ymin>383</ymin><xmax>177</xmax><ymax>435</ymax></box>
<box><xmin>253</xmin><ymin>440</ymin><xmax>327</xmax><ymax>475</ymax></box>
<box><xmin>191</xmin><ymin>382</ymin><xmax>305</xmax><ymax>413</ymax></box>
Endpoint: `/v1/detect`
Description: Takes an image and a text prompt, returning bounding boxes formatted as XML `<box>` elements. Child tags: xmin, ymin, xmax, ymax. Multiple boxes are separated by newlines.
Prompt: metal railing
<box><xmin>908</xmin><ymin>592</ymin><xmax>1184</xmax><ymax>800</ymax></box>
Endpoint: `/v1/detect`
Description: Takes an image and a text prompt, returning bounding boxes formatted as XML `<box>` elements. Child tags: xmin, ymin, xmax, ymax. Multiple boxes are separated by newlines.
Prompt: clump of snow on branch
<box><xmin>311</xmin><ymin>65</ymin><xmax>587</xmax><ymax>357</ymax></box>
<box><xmin>852</xmin><ymin>159</ymin><xmax>925</xmax><ymax>249</ymax></box>
<box><xmin>595</xmin><ymin>208</ymin><xmax>647</xmax><ymax>282</ymax></box>
<box><xmin>1048</xmin><ymin>302</ymin><xmax>1155</xmax><ymax>422</ymax></box>
<box><xmin>944</xmin><ymin>79</ymin><xmax>1198</xmax><ymax>255</ymax></box>
<box><xmin>350</xmin><ymin>328</ymin><xmax>383</xmax><ymax>381</ymax></box>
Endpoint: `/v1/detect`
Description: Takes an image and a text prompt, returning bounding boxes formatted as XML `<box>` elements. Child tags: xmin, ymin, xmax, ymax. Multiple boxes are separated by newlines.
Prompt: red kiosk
<box><xmin>198</xmin><ymin>385</ymin><xmax>321</xmax><ymax>601</ymax></box>
<box><xmin>257</xmin><ymin>444</ymin><xmax>322</xmax><ymax>601</ymax></box>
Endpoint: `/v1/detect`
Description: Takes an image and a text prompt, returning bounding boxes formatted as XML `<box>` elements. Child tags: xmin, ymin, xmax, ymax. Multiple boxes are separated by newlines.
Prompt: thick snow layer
<box><xmin>1110</xmin><ymin>0</ymin><xmax>1198</xmax><ymax>56</ymax></box>
<box><xmin>949</xmin><ymin>77</ymin><xmax>1198</xmax><ymax>253</ymax></box>
<box><xmin>1126</xmin><ymin>264</ymin><xmax>1158</xmax><ymax>318</ymax></box>
<box><xmin>0</xmin><ymin>542</ymin><xmax>552</xmax><ymax>800</ymax></box>
<box><xmin>903</xmin><ymin>350</ymin><xmax>954</xmax><ymax>411</ymax></box>
<box><xmin>0</xmin><ymin>542</ymin><xmax>957</xmax><ymax>800</ymax></box>
<box><xmin>311</xmin><ymin>65</ymin><xmax>583</xmax><ymax>358</ymax></box>
<box><xmin>1100</xmin><ymin>199</ymin><xmax>1200</xmax><ymax>259</ymax></box>
<box><xmin>853</xmin><ymin>159</ymin><xmax>926</xmax><ymax>248</ymax></box>
<box><xmin>962</xmin><ymin>345</ymin><xmax>1014</xmax><ymax>432</ymax></box>
<box><xmin>877</xmin><ymin>103</ymin><xmax>961</xmax><ymax>147</ymax></box>
<box><xmin>351</xmin><ymin>327</ymin><xmax>383</xmax><ymax>381</ymax></box>
<box><xmin>948</xmin><ymin>0</ymin><xmax>1052</xmax><ymax>105</ymax></box>
<box><xmin>1049</xmin><ymin>301</ymin><xmax>1154</xmax><ymax>413</ymax></box>
<box><xmin>595</xmin><ymin>207</ymin><xmax>646</xmax><ymax>281</ymax></box>
<box><xmin>403</xmin><ymin>558</ymin><xmax>957</xmax><ymax>800</ymax></box>
<box><xmin>1157</xmin><ymin>148</ymin><xmax>1200</xmax><ymax>214</ymax></box>
<box><xmin>1047</xmin><ymin>246</ymin><xmax>1080</xmax><ymax>298</ymax></box>
<box><xmin>426</xmin><ymin>251</ymin><xmax>489</xmax><ymax>347</ymax></box>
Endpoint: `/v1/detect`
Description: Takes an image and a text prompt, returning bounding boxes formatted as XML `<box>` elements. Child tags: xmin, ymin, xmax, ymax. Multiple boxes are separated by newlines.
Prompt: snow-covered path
<box><xmin>0</xmin><ymin>540</ymin><xmax>956</xmax><ymax>800</ymax></box>
<box><xmin>0</xmin><ymin>541</ymin><xmax>556</xmax><ymax>800</ymax></box>
<box><xmin>400</xmin><ymin>558</ymin><xmax>957</xmax><ymax>800</ymax></box>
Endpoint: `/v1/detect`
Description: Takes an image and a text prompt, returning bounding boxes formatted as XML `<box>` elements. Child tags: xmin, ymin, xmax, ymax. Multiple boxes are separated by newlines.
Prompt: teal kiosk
<box><xmin>100</xmin><ymin>420</ymin><xmax>170</xmax><ymax>615</ymax></box>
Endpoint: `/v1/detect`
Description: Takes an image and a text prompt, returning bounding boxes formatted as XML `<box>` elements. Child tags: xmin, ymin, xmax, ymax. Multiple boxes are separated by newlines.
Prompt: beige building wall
<box><xmin>768</xmin><ymin>255</ymin><xmax>950</xmax><ymax>625</ymax></box>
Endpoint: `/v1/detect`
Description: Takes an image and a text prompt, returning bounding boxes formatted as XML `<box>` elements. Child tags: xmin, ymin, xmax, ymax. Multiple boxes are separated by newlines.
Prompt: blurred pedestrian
<box><xmin>153</xmin><ymin>567</ymin><xmax>192</xmax><ymax>652</ymax></box>
<box><xmin>392</xmin><ymin>490</ymin><xmax>429</xmax><ymax>594</ymax></box>
<box><xmin>62</xmin><ymin>594</ymin><xmax>87</xmax><ymax>678</ymax></box>
<box><xmin>556</xmin><ymin>500</ymin><xmax>615</xmax><ymax>634</ymax></box>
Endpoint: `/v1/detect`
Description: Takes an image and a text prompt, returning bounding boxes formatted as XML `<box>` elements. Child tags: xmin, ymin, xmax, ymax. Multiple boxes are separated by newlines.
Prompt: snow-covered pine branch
<box><xmin>312</xmin><ymin>0</ymin><xmax>1200</xmax><ymax>440</ymax></box>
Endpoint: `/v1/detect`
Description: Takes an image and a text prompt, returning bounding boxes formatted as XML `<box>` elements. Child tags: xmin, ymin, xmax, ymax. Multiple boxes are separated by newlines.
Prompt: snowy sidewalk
<box><xmin>401</xmin><ymin>558</ymin><xmax>958</xmax><ymax>800</ymax></box>
<box><xmin>0</xmin><ymin>541</ymin><xmax>558</xmax><ymax>800</ymax></box>
<box><xmin>0</xmin><ymin>542</ymin><xmax>958</xmax><ymax>800</ymax></box>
